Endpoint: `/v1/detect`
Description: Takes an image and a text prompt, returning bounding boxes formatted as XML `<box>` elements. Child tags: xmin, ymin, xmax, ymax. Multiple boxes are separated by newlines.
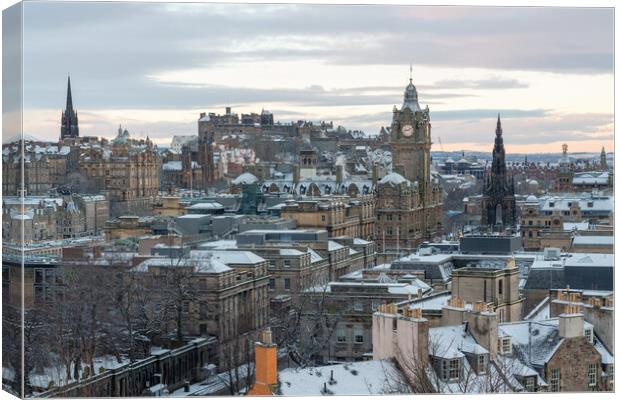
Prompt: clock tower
<box><xmin>390</xmin><ymin>76</ymin><xmax>431</xmax><ymax>184</ymax></box>
<box><xmin>375</xmin><ymin>73</ymin><xmax>444</xmax><ymax>261</ymax></box>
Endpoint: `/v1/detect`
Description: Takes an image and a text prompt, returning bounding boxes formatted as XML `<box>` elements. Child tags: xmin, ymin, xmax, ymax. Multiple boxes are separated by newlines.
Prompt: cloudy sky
<box><xmin>15</xmin><ymin>2</ymin><xmax>614</xmax><ymax>152</ymax></box>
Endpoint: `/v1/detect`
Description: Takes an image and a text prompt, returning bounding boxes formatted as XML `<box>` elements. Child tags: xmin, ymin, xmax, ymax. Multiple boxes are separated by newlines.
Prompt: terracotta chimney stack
<box><xmin>248</xmin><ymin>328</ymin><xmax>277</xmax><ymax>395</ymax></box>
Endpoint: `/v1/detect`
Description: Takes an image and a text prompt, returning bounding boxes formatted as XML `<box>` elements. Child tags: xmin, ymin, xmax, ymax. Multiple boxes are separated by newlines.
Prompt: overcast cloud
<box><xmin>14</xmin><ymin>2</ymin><xmax>614</xmax><ymax>152</ymax></box>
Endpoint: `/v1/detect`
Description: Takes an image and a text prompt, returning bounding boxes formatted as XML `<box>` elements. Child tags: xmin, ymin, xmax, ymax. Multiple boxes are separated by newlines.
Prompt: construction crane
<box><xmin>438</xmin><ymin>137</ymin><xmax>445</xmax><ymax>152</ymax></box>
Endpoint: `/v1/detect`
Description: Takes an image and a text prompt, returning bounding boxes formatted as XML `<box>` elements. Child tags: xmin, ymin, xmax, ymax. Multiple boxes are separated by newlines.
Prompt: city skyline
<box><xmin>14</xmin><ymin>3</ymin><xmax>615</xmax><ymax>153</ymax></box>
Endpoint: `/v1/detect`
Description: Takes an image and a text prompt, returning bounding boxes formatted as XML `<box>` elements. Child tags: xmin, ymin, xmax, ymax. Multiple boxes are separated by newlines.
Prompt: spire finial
<box><xmin>409</xmin><ymin>63</ymin><xmax>413</xmax><ymax>83</ymax></box>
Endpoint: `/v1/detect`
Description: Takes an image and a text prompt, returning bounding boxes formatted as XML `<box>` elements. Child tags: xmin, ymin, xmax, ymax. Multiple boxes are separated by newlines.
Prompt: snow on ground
<box><xmin>278</xmin><ymin>360</ymin><xmax>408</xmax><ymax>395</ymax></box>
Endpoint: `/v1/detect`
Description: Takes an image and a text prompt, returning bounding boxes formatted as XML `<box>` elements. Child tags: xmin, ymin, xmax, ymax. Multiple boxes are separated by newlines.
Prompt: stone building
<box><xmin>520</xmin><ymin>193</ymin><xmax>613</xmax><ymax>251</ymax></box>
<box><xmin>78</xmin><ymin>126</ymin><xmax>160</xmax><ymax>216</ymax></box>
<box><xmin>480</xmin><ymin>115</ymin><xmax>516</xmax><ymax>230</ymax></box>
<box><xmin>280</xmin><ymin>195</ymin><xmax>375</xmax><ymax>239</ymax></box>
<box><xmin>301</xmin><ymin>275</ymin><xmax>431</xmax><ymax>363</ymax></box>
<box><xmin>2</xmin><ymin>141</ymin><xmax>72</xmax><ymax>196</ymax></box>
<box><xmin>372</xmin><ymin>301</ymin><xmax>613</xmax><ymax>393</ymax></box>
<box><xmin>132</xmin><ymin>249</ymin><xmax>270</xmax><ymax>370</ymax></box>
<box><xmin>375</xmin><ymin>77</ymin><xmax>444</xmax><ymax>256</ymax></box>
<box><xmin>2</xmin><ymin>194</ymin><xmax>108</xmax><ymax>245</ymax></box>
<box><xmin>450</xmin><ymin>258</ymin><xmax>523</xmax><ymax>322</ymax></box>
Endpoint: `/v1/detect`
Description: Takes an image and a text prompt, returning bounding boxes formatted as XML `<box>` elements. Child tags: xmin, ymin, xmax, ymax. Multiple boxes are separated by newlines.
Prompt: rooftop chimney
<box><xmin>465</xmin><ymin>303</ymin><xmax>498</xmax><ymax>357</ymax></box>
<box><xmin>559</xmin><ymin>303</ymin><xmax>584</xmax><ymax>339</ymax></box>
<box><xmin>248</xmin><ymin>328</ymin><xmax>277</xmax><ymax>395</ymax></box>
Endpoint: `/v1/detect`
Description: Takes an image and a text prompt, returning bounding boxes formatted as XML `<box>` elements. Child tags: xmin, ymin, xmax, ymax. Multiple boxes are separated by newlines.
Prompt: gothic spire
<box><xmin>496</xmin><ymin>113</ymin><xmax>502</xmax><ymax>136</ymax></box>
<box><xmin>66</xmin><ymin>75</ymin><xmax>73</xmax><ymax>111</ymax></box>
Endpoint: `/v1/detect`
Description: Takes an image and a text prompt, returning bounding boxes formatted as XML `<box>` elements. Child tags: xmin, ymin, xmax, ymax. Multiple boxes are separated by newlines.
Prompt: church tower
<box><xmin>600</xmin><ymin>146</ymin><xmax>608</xmax><ymax>170</ymax></box>
<box><xmin>556</xmin><ymin>143</ymin><xmax>573</xmax><ymax>191</ymax></box>
<box><xmin>480</xmin><ymin>115</ymin><xmax>516</xmax><ymax>229</ymax></box>
<box><xmin>60</xmin><ymin>76</ymin><xmax>79</xmax><ymax>140</ymax></box>
<box><xmin>375</xmin><ymin>69</ymin><xmax>443</xmax><ymax>259</ymax></box>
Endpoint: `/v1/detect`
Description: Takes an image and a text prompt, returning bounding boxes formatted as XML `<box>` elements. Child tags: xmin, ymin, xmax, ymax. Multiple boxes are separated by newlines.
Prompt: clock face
<box><xmin>402</xmin><ymin>124</ymin><xmax>414</xmax><ymax>137</ymax></box>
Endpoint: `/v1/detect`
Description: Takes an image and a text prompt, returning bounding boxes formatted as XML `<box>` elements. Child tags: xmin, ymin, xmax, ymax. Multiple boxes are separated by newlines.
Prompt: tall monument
<box><xmin>480</xmin><ymin>115</ymin><xmax>516</xmax><ymax>229</ymax></box>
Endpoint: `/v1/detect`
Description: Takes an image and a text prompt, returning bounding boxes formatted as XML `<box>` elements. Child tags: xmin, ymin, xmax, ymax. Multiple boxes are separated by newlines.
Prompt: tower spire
<box><xmin>496</xmin><ymin>113</ymin><xmax>502</xmax><ymax>135</ymax></box>
<box><xmin>66</xmin><ymin>75</ymin><xmax>73</xmax><ymax>111</ymax></box>
<box><xmin>409</xmin><ymin>63</ymin><xmax>413</xmax><ymax>83</ymax></box>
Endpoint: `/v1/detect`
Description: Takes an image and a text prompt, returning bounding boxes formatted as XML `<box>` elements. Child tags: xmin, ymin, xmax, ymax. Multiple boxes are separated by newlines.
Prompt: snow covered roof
<box><xmin>132</xmin><ymin>256</ymin><xmax>232</xmax><ymax>274</ymax></box>
<box><xmin>327</xmin><ymin>240</ymin><xmax>345</xmax><ymax>251</ymax></box>
<box><xmin>198</xmin><ymin>240</ymin><xmax>239</xmax><ymax>250</ymax></box>
<box><xmin>280</xmin><ymin>248</ymin><xmax>304</xmax><ymax>256</ymax></box>
<box><xmin>232</xmin><ymin>172</ymin><xmax>259</xmax><ymax>185</ymax></box>
<box><xmin>430</xmin><ymin>324</ymin><xmax>489</xmax><ymax>359</ymax></box>
<box><xmin>405</xmin><ymin>292</ymin><xmax>452</xmax><ymax>311</ymax></box>
<box><xmin>378</xmin><ymin>172</ymin><xmax>410</xmax><ymax>187</ymax></box>
<box><xmin>563</xmin><ymin>222</ymin><xmax>589</xmax><ymax>231</ymax></box>
<box><xmin>278</xmin><ymin>360</ymin><xmax>410</xmax><ymax>395</ymax></box>
<box><xmin>187</xmin><ymin>202</ymin><xmax>225</xmax><ymax>210</ymax></box>
<box><xmin>571</xmin><ymin>235</ymin><xmax>613</xmax><ymax>246</ymax></box>
<box><xmin>572</xmin><ymin>171</ymin><xmax>609</xmax><ymax>185</ymax></box>
<box><xmin>564</xmin><ymin>253</ymin><xmax>614</xmax><ymax>268</ymax></box>
<box><xmin>498</xmin><ymin>318</ymin><xmax>594</xmax><ymax>367</ymax></box>
<box><xmin>307</xmin><ymin>248</ymin><xmax>324</xmax><ymax>263</ymax></box>
<box><xmin>190</xmin><ymin>250</ymin><xmax>265</xmax><ymax>265</ymax></box>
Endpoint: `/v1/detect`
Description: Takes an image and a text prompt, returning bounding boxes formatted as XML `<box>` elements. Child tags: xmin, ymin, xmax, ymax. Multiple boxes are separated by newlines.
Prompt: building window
<box><xmin>371</xmin><ymin>300</ymin><xmax>380</xmax><ymax>311</ymax></box>
<box><xmin>284</xmin><ymin>278</ymin><xmax>290</xmax><ymax>290</ymax></box>
<box><xmin>498</xmin><ymin>337</ymin><xmax>512</xmax><ymax>354</ymax></box>
<box><xmin>525</xmin><ymin>376</ymin><xmax>536</xmax><ymax>392</ymax></box>
<box><xmin>354</xmin><ymin>302</ymin><xmax>364</xmax><ymax>312</ymax></box>
<box><xmin>448</xmin><ymin>358</ymin><xmax>460</xmax><ymax>380</ymax></box>
<box><xmin>34</xmin><ymin>269</ymin><xmax>44</xmax><ymax>284</ymax></box>
<box><xmin>321</xmin><ymin>215</ymin><xmax>326</xmax><ymax>222</ymax></box>
<box><xmin>584</xmin><ymin>328</ymin><xmax>593</xmax><ymax>343</ymax></box>
<box><xmin>336</xmin><ymin>327</ymin><xmax>346</xmax><ymax>342</ymax></box>
<box><xmin>354</xmin><ymin>327</ymin><xmax>364</xmax><ymax>343</ymax></box>
<box><xmin>478</xmin><ymin>354</ymin><xmax>487</xmax><ymax>374</ymax></box>
<box><xmin>284</xmin><ymin>260</ymin><xmax>291</xmax><ymax>267</ymax></box>
<box><xmin>588</xmin><ymin>364</ymin><xmax>597</xmax><ymax>387</ymax></box>
<box><xmin>498</xmin><ymin>279</ymin><xmax>503</xmax><ymax>296</ymax></box>
<box><xmin>550</xmin><ymin>368</ymin><xmax>560</xmax><ymax>392</ymax></box>
<box><xmin>608</xmin><ymin>365</ymin><xmax>614</xmax><ymax>383</ymax></box>
<box><xmin>268</xmin><ymin>278</ymin><xmax>275</xmax><ymax>290</ymax></box>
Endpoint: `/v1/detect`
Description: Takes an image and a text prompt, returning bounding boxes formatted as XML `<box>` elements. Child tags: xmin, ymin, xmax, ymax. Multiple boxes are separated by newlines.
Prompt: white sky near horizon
<box><xmin>9</xmin><ymin>2</ymin><xmax>614</xmax><ymax>153</ymax></box>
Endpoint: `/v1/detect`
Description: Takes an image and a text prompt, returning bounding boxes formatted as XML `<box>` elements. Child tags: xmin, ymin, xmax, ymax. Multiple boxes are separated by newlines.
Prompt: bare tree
<box><xmin>271</xmin><ymin>269</ymin><xmax>340</xmax><ymax>368</ymax></box>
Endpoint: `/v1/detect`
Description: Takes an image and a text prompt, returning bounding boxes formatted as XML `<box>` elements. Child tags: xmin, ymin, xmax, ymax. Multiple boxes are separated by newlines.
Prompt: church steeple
<box><xmin>60</xmin><ymin>75</ymin><xmax>79</xmax><ymax>140</ymax></box>
<box><xmin>496</xmin><ymin>113</ymin><xmax>502</xmax><ymax>135</ymax></box>
<box><xmin>66</xmin><ymin>75</ymin><xmax>73</xmax><ymax>111</ymax></box>
<box><xmin>600</xmin><ymin>146</ymin><xmax>608</xmax><ymax>170</ymax></box>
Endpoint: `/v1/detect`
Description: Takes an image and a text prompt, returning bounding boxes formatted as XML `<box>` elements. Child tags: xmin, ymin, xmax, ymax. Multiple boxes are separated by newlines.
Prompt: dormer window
<box><xmin>524</xmin><ymin>376</ymin><xmax>536</xmax><ymax>392</ymax></box>
<box><xmin>584</xmin><ymin>328</ymin><xmax>593</xmax><ymax>343</ymax></box>
<box><xmin>498</xmin><ymin>337</ymin><xmax>512</xmax><ymax>355</ymax></box>
<box><xmin>438</xmin><ymin>357</ymin><xmax>462</xmax><ymax>381</ymax></box>
<box><xmin>477</xmin><ymin>354</ymin><xmax>488</xmax><ymax>374</ymax></box>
